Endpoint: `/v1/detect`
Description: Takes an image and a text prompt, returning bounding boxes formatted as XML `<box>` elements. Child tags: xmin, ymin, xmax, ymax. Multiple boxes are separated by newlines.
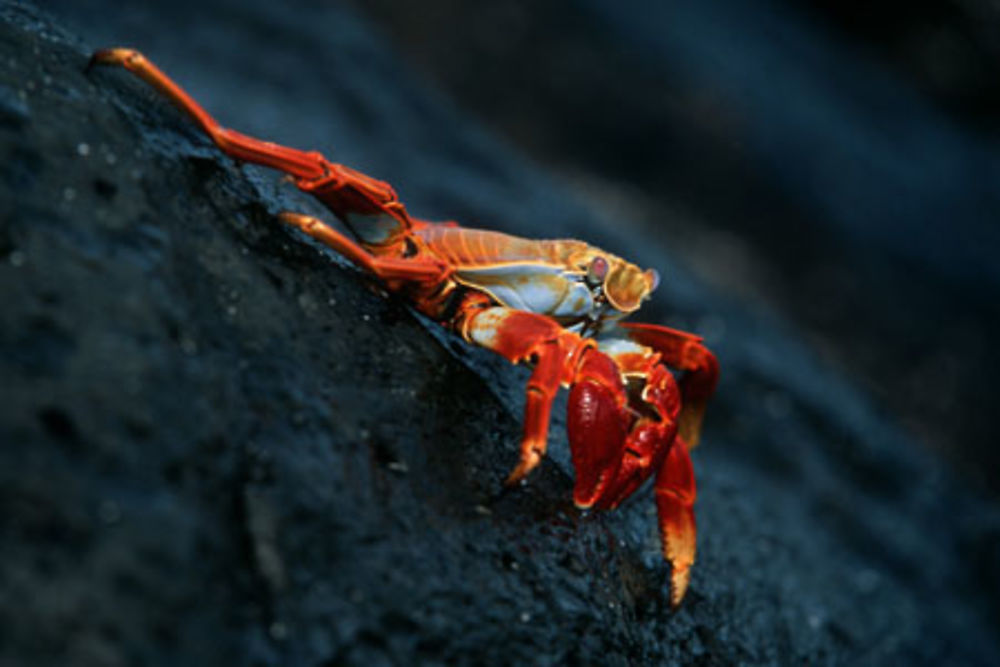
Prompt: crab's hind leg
<box><xmin>88</xmin><ymin>49</ymin><xmax>329</xmax><ymax>181</ymax></box>
<box><xmin>279</xmin><ymin>213</ymin><xmax>446</xmax><ymax>283</ymax></box>
<box><xmin>88</xmin><ymin>49</ymin><xmax>415</xmax><ymax>248</ymax></box>
<box><xmin>619</xmin><ymin>323</ymin><xmax>719</xmax><ymax>448</ymax></box>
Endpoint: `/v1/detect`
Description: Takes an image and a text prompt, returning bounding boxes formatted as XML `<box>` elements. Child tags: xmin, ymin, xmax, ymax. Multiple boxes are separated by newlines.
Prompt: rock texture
<box><xmin>1</xmin><ymin>2</ymin><xmax>998</xmax><ymax>665</ymax></box>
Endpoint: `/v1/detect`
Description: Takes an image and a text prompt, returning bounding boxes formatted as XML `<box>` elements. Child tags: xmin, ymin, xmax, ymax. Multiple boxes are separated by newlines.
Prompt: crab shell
<box><xmin>413</xmin><ymin>226</ymin><xmax>659</xmax><ymax>328</ymax></box>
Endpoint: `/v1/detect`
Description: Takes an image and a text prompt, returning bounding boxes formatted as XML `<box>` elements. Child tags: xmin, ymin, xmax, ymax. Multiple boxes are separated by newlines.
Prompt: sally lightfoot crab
<box><xmin>88</xmin><ymin>48</ymin><xmax>719</xmax><ymax>607</ymax></box>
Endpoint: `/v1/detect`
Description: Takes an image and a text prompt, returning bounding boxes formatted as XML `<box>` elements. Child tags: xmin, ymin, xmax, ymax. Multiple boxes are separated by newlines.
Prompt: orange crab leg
<box><xmin>88</xmin><ymin>49</ymin><xmax>415</xmax><ymax>244</ymax></box>
<box><xmin>458</xmin><ymin>306</ymin><xmax>631</xmax><ymax>488</ymax></box>
<box><xmin>508</xmin><ymin>336</ymin><xmax>567</xmax><ymax>484</ymax></box>
<box><xmin>88</xmin><ymin>49</ymin><xmax>327</xmax><ymax>180</ymax></box>
<box><xmin>619</xmin><ymin>322</ymin><xmax>719</xmax><ymax>448</ymax></box>
<box><xmin>460</xmin><ymin>307</ymin><xmax>585</xmax><ymax>483</ymax></box>
<box><xmin>279</xmin><ymin>213</ymin><xmax>446</xmax><ymax>283</ymax></box>
<box><xmin>655</xmin><ymin>439</ymin><xmax>697</xmax><ymax>608</ymax></box>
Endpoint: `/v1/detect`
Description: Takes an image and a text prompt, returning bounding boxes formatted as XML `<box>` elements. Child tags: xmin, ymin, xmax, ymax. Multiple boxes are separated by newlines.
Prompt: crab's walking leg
<box><xmin>654</xmin><ymin>439</ymin><xmax>697</xmax><ymax>608</ymax></box>
<box><xmin>87</xmin><ymin>49</ymin><xmax>415</xmax><ymax>244</ymax></box>
<box><xmin>88</xmin><ymin>49</ymin><xmax>328</xmax><ymax>180</ymax></box>
<box><xmin>460</xmin><ymin>307</ymin><xmax>581</xmax><ymax>484</ymax></box>
<box><xmin>619</xmin><ymin>323</ymin><xmax>719</xmax><ymax>448</ymax></box>
<box><xmin>458</xmin><ymin>306</ymin><xmax>626</xmax><ymax>487</ymax></box>
<box><xmin>279</xmin><ymin>213</ymin><xmax>446</xmax><ymax>282</ymax></box>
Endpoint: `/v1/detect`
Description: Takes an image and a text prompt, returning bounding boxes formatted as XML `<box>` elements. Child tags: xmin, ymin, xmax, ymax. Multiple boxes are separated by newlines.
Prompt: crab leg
<box><xmin>88</xmin><ymin>49</ymin><xmax>415</xmax><ymax>246</ymax></box>
<box><xmin>88</xmin><ymin>49</ymin><xmax>328</xmax><ymax>180</ymax></box>
<box><xmin>575</xmin><ymin>336</ymin><xmax>695</xmax><ymax>607</ymax></box>
<box><xmin>619</xmin><ymin>323</ymin><xmax>719</xmax><ymax>448</ymax></box>
<box><xmin>655</xmin><ymin>439</ymin><xmax>697</xmax><ymax>608</ymax></box>
<box><xmin>279</xmin><ymin>213</ymin><xmax>446</xmax><ymax>283</ymax></box>
<box><xmin>589</xmin><ymin>360</ymin><xmax>695</xmax><ymax>608</ymax></box>
<box><xmin>458</xmin><ymin>307</ymin><xmax>628</xmax><ymax>487</ymax></box>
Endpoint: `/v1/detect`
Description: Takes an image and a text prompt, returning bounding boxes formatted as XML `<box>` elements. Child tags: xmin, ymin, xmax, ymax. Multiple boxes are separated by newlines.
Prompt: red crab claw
<box><xmin>619</xmin><ymin>323</ymin><xmax>719</xmax><ymax>448</ymax></box>
<box><xmin>583</xmin><ymin>364</ymin><xmax>682</xmax><ymax>511</ymax></box>
<box><xmin>565</xmin><ymin>349</ymin><xmax>630</xmax><ymax>507</ymax></box>
<box><xmin>567</xmin><ymin>350</ymin><xmax>696</xmax><ymax>607</ymax></box>
<box><xmin>460</xmin><ymin>307</ymin><xmax>657</xmax><ymax>499</ymax></box>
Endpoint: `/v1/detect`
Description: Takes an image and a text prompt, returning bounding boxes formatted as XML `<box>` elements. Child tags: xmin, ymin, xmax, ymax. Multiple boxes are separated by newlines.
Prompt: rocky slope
<box><xmin>1</xmin><ymin>2</ymin><xmax>998</xmax><ymax>665</ymax></box>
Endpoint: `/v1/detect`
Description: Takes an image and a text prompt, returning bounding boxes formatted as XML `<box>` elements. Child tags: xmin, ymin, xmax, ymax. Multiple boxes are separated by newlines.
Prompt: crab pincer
<box><xmin>567</xmin><ymin>342</ymin><xmax>699</xmax><ymax>607</ymax></box>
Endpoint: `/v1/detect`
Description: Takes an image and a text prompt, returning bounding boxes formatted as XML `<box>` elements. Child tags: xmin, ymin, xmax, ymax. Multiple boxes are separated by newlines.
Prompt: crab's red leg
<box><xmin>88</xmin><ymin>49</ymin><xmax>328</xmax><ymax>180</ymax></box>
<box><xmin>619</xmin><ymin>323</ymin><xmax>719</xmax><ymax>448</ymax></box>
<box><xmin>654</xmin><ymin>438</ymin><xmax>697</xmax><ymax>608</ymax></box>
<box><xmin>460</xmin><ymin>306</ymin><xmax>579</xmax><ymax>484</ymax></box>
<box><xmin>457</xmin><ymin>306</ymin><xmax>628</xmax><ymax>487</ymax></box>
<box><xmin>88</xmin><ymin>49</ymin><xmax>415</xmax><ymax>245</ymax></box>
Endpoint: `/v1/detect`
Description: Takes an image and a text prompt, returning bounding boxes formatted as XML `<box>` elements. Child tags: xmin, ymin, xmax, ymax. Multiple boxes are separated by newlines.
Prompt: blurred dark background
<box><xmin>340</xmin><ymin>0</ymin><xmax>1000</xmax><ymax>495</ymax></box>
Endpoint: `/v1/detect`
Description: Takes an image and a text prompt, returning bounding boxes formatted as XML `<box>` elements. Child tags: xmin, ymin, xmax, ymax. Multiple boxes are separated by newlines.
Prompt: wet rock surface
<box><xmin>1</xmin><ymin>2</ymin><xmax>998</xmax><ymax>665</ymax></box>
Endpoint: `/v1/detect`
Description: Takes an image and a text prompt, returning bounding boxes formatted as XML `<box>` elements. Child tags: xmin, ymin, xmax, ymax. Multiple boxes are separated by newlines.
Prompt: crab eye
<box><xmin>646</xmin><ymin>268</ymin><xmax>660</xmax><ymax>292</ymax></box>
<box><xmin>586</xmin><ymin>256</ymin><xmax>609</xmax><ymax>286</ymax></box>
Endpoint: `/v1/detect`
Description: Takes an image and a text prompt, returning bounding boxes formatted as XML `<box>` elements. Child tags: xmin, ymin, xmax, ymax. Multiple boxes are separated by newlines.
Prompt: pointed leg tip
<box><xmin>669</xmin><ymin>567</ymin><xmax>691</xmax><ymax>609</ymax></box>
<box><xmin>503</xmin><ymin>467</ymin><xmax>530</xmax><ymax>487</ymax></box>
<box><xmin>86</xmin><ymin>48</ymin><xmax>137</xmax><ymax>72</ymax></box>
<box><xmin>85</xmin><ymin>51</ymin><xmax>107</xmax><ymax>74</ymax></box>
<box><xmin>678</xmin><ymin>401</ymin><xmax>707</xmax><ymax>450</ymax></box>
<box><xmin>504</xmin><ymin>448</ymin><xmax>542</xmax><ymax>487</ymax></box>
<box><xmin>504</xmin><ymin>461</ymin><xmax>541</xmax><ymax>487</ymax></box>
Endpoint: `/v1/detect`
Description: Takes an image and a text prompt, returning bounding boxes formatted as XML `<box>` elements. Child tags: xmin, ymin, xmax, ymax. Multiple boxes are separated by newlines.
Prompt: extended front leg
<box><xmin>88</xmin><ymin>49</ymin><xmax>329</xmax><ymax>178</ymax></box>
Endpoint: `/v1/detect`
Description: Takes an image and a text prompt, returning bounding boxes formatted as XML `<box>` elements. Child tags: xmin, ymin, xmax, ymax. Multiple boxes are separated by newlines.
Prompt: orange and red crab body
<box><xmin>88</xmin><ymin>48</ymin><xmax>719</xmax><ymax>607</ymax></box>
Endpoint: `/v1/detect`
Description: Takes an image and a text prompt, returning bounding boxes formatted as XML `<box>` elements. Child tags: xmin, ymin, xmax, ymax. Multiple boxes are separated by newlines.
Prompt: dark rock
<box><xmin>1</xmin><ymin>1</ymin><xmax>998</xmax><ymax>665</ymax></box>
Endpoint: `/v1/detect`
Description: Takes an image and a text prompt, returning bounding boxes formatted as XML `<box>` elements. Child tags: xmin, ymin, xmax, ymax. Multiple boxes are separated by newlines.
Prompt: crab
<box><xmin>87</xmin><ymin>48</ymin><xmax>719</xmax><ymax>607</ymax></box>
